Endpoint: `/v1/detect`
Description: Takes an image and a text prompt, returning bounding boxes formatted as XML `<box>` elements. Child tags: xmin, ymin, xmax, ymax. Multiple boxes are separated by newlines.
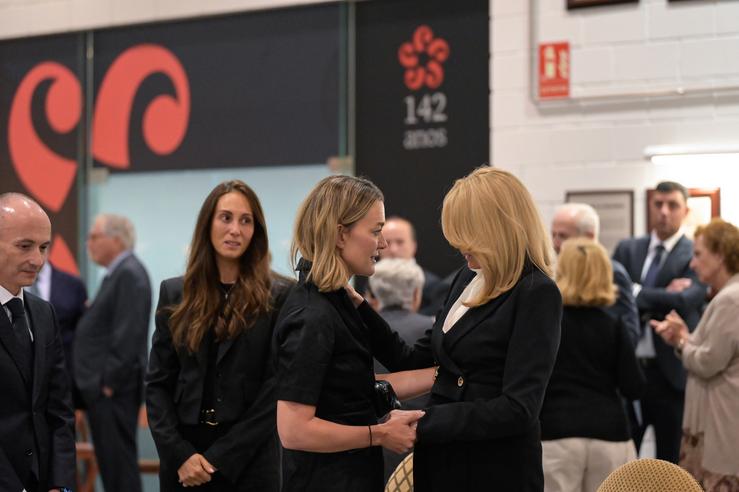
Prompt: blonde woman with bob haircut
<box><xmin>541</xmin><ymin>238</ymin><xmax>644</xmax><ymax>492</ymax></box>
<box><xmin>274</xmin><ymin>175</ymin><xmax>435</xmax><ymax>492</ymax></box>
<box><xmin>409</xmin><ymin>166</ymin><xmax>562</xmax><ymax>492</ymax></box>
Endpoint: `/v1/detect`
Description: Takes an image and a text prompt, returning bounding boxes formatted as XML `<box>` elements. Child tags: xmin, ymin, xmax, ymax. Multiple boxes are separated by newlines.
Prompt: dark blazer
<box><xmin>48</xmin><ymin>267</ymin><xmax>87</xmax><ymax>393</ymax></box>
<box><xmin>541</xmin><ymin>306</ymin><xmax>645</xmax><ymax>442</ymax></box>
<box><xmin>0</xmin><ymin>293</ymin><xmax>75</xmax><ymax>491</ymax></box>
<box><xmin>374</xmin><ymin>306</ymin><xmax>433</xmax><ymax>376</ymax></box>
<box><xmin>609</xmin><ymin>260</ymin><xmax>640</xmax><ymax>347</ymax></box>
<box><xmin>146</xmin><ymin>274</ymin><xmax>292</xmax><ymax>489</ymax></box>
<box><xmin>74</xmin><ymin>253</ymin><xmax>152</xmax><ymax>404</ymax></box>
<box><xmin>413</xmin><ymin>264</ymin><xmax>562</xmax><ymax>492</ymax></box>
<box><xmin>613</xmin><ymin>235</ymin><xmax>706</xmax><ymax>390</ymax></box>
<box><xmin>419</xmin><ymin>268</ymin><xmax>442</xmax><ymax>316</ymax></box>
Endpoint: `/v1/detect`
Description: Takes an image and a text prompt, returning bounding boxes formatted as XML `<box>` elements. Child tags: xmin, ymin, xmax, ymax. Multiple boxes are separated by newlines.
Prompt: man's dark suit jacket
<box><xmin>0</xmin><ymin>293</ymin><xmax>75</xmax><ymax>491</ymax></box>
<box><xmin>374</xmin><ymin>306</ymin><xmax>432</xmax><ymax>378</ymax></box>
<box><xmin>418</xmin><ymin>268</ymin><xmax>442</xmax><ymax>316</ymax></box>
<box><xmin>146</xmin><ymin>275</ymin><xmax>292</xmax><ymax>489</ymax></box>
<box><xmin>613</xmin><ymin>234</ymin><xmax>706</xmax><ymax>390</ymax></box>
<box><xmin>74</xmin><ymin>253</ymin><xmax>152</xmax><ymax>404</ymax></box>
<box><xmin>48</xmin><ymin>267</ymin><xmax>87</xmax><ymax>389</ymax></box>
<box><xmin>610</xmin><ymin>259</ymin><xmax>640</xmax><ymax>346</ymax></box>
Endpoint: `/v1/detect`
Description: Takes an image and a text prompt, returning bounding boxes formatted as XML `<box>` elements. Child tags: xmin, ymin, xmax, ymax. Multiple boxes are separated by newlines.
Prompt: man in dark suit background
<box><xmin>369</xmin><ymin>257</ymin><xmax>433</xmax><ymax>481</ymax></box>
<box><xmin>551</xmin><ymin>202</ymin><xmax>640</xmax><ymax>345</ymax></box>
<box><xmin>74</xmin><ymin>213</ymin><xmax>152</xmax><ymax>492</ymax></box>
<box><xmin>377</xmin><ymin>216</ymin><xmax>442</xmax><ymax>315</ymax></box>
<box><xmin>26</xmin><ymin>262</ymin><xmax>87</xmax><ymax>408</ymax></box>
<box><xmin>612</xmin><ymin>181</ymin><xmax>707</xmax><ymax>463</ymax></box>
<box><xmin>0</xmin><ymin>192</ymin><xmax>75</xmax><ymax>492</ymax></box>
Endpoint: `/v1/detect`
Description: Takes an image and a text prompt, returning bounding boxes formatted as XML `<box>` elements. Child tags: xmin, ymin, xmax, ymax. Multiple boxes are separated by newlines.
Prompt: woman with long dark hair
<box><xmin>146</xmin><ymin>180</ymin><xmax>291</xmax><ymax>490</ymax></box>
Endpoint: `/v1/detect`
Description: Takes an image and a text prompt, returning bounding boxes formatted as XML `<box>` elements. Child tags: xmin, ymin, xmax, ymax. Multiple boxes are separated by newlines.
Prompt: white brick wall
<box><xmin>496</xmin><ymin>0</ymin><xmax>739</xmax><ymax>237</ymax></box>
<box><xmin>646</xmin><ymin>2</ymin><xmax>715</xmax><ymax>41</ymax></box>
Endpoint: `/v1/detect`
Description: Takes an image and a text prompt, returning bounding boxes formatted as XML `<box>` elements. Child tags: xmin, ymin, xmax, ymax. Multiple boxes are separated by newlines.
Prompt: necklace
<box><xmin>221</xmin><ymin>282</ymin><xmax>236</xmax><ymax>300</ymax></box>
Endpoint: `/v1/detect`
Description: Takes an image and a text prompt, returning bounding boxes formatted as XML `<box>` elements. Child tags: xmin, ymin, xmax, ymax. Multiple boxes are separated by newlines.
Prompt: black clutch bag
<box><xmin>374</xmin><ymin>380</ymin><xmax>402</xmax><ymax>418</ymax></box>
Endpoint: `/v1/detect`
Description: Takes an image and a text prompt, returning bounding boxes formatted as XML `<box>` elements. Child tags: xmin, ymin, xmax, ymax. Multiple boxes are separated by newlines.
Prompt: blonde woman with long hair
<box><xmin>411</xmin><ymin>166</ymin><xmax>562</xmax><ymax>491</ymax></box>
<box><xmin>541</xmin><ymin>238</ymin><xmax>644</xmax><ymax>492</ymax></box>
<box><xmin>274</xmin><ymin>175</ymin><xmax>434</xmax><ymax>492</ymax></box>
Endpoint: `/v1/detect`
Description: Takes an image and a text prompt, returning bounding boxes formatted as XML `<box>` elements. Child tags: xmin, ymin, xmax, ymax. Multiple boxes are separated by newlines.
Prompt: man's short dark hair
<box><xmin>655</xmin><ymin>181</ymin><xmax>688</xmax><ymax>203</ymax></box>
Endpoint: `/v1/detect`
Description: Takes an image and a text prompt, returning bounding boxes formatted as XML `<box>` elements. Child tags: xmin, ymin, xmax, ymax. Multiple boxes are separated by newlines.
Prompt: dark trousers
<box><xmin>631</xmin><ymin>362</ymin><xmax>684</xmax><ymax>463</ymax></box>
<box><xmin>86</xmin><ymin>390</ymin><xmax>142</xmax><ymax>492</ymax></box>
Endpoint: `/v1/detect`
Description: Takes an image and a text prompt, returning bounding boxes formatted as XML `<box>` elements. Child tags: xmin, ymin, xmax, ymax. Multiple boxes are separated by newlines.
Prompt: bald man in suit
<box><xmin>0</xmin><ymin>192</ymin><xmax>75</xmax><ymax>492</ymax></box>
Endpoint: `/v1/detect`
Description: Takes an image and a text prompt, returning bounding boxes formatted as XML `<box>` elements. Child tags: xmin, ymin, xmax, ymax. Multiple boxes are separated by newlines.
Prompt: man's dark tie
<box><xmin>642</xmin><ymin>244</ymin><xmax>665</xmax><ymax>288</ymax></box>
<box><xmin>5</xmin><ymin>298</ymin><xmax>33</xmax><ymax>378</ymax></box>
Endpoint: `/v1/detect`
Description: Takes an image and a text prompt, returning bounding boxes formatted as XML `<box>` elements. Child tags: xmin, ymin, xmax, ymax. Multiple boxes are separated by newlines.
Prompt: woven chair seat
<box><xmin>597</xmin><ymin>458</ymin><xmax>703</xmax><ymax>492</ymax></box>
<box><xmin>385</xmin><ymin>452</ymin><xmax>414</xmax><ymax>492</ymax></box>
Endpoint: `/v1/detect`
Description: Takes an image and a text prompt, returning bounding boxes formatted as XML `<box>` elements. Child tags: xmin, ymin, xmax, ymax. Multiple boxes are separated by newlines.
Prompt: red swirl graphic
<box><xmin>398</xmin><ymin>25</ymin><xmax>450</xmax><ymax>91</ymax></box>
<box><xmin>8</xmin><ymin>62</ymin><xmax>81</xmax><ymax>212</ymax></box>
<box><xmin>49</xmin><ymin>234</ymin><xmax>80</xmax><ymax>276</ymax></box>
<box><xmin>92</xmin><ymin>44</ymin><xmax>190</xmax><ymax>168</ymax></box>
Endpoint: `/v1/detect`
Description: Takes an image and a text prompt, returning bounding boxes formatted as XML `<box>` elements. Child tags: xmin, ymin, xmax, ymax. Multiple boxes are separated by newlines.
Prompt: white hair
<box><xmin>98</xmin><ymin>214</ymin><xmax>136</xmax><ymax>250</ymax></box>
<box><xmin>556</xmin><ymin>202</ymin><xmax>600</xmax><ymax>240</ymax></box>
<box><xmin>368</xmin><ymin>258</ymin><xmax>425</xmax><ymax>311</ymax></box>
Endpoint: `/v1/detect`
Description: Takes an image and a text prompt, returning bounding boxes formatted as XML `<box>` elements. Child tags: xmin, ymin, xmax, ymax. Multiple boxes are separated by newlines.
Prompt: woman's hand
<box><xmin>177</xmin><ymin>453</ymin><xmax>216</xmax><ymax>487</ymax></box>
<box><xmin>378</xmin><ymin>368</ymin><xmax>436</xmax><ymax>401</ymax></box>
<box><xmin>344</xmin><ymin>282</ymin><xmax>365</xmax><ymax>308</ymax></box>
<box><xmin>650</xmin><ymin>310</ymin><xmax>689</xmax><ymax>348</ymax></box>
<box><xmin>373</xmin><ymin>409</ymin><xmax>425</xmax><ymax>454</ymax></box>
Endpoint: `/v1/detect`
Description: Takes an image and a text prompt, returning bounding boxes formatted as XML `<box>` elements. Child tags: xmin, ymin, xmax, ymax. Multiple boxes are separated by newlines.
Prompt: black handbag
<box><xmin>373</xmin><ymin>380</ymin><xmax>402</xmax><ymax>418</ymax></box>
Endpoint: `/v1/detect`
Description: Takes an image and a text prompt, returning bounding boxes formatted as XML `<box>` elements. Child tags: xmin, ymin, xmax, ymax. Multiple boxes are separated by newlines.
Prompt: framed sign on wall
<box><xmin>567</xmin><ymin>0</ymin><xmax>638</xmax><ymax>9</ymax></box>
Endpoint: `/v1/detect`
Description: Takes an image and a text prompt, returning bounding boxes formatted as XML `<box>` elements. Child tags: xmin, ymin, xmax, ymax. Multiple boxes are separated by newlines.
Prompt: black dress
<box><xmin>274</xmin><ymin>260</ymin><xmax>430</xmax><ymax>492</ymax></box>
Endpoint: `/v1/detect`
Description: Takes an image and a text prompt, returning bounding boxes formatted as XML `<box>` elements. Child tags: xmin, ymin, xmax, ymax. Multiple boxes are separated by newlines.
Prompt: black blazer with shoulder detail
<box><xmin>145</xmin><ymin>274</ymin><xmax>292</xmax><ymax>488</ymax></box>
<box><xmin>0</xmin><ymin>293</ymin><xmax>75</xmax><ymax>491</ymax></box>
<box><xmin>412</xmin><ymin>263</ymin><xmax>562</xmax><ymax>492</ymax></box>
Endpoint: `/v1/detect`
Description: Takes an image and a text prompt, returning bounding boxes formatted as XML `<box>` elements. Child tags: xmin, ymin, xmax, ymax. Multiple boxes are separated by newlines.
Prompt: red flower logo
<box><xmin>398</xmin><ymin>25</ymin><xmax>450</xmax><ymax>91</ymax></box>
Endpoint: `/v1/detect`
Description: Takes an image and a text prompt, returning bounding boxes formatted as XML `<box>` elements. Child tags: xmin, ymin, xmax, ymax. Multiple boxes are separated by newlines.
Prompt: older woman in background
<box><xmin>541</xmin><ymin>238</ymin><xmax>644</xmax><ymax>492</ymax></box>
<box><xmin>652</xmin><ymin>218</ymin><xmax>739</xmax><ymax>491</ymax></box>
